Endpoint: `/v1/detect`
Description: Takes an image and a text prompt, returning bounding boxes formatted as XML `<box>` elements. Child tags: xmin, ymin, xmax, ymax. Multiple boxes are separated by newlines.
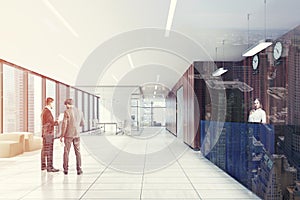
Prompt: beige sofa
<box><xmin>24</xmin><ymin>133</ymin><xmax>42</xmax><ymax>152</ymax></box>
<box><xmin>11</xmin><ymin>132</ymin><xmax>42</xmax><ymax>152</ymax></box>
<box><xmin>0</xmin><ymin>132</ymin><xmax>42</xmax><ymax>158</ymax></box>
<box><xmin>0</xmin><ymin>133</ymin><xmax>25</xmax><ymax>158</ymax></box>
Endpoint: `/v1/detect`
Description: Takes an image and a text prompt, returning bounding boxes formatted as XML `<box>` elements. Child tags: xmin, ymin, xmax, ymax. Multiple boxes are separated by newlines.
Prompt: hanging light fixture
<box><xmin>242</xmin><ymin>0</ymin><xmax>272</xmax><ymax>57</ymax></box>
<box><xmin>212</xmin><ymin>67</ymin><xmax>228</xmax><ymax>77</ymax></box>
<box><xmin>242</xmin><ymin>39</ymin><xmax>272</xmax><ymax>57</ymax></box>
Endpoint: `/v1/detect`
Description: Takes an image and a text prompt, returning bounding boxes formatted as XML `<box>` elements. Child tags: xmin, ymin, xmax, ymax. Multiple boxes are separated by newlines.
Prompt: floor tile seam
<box><xmin>76</xmin><ymin>164</ymin><xmax>113</xmax><ymax>199</ymax></box>
<box><xmin>140</xmin><ymin>141</ymin><xmax>149</xmax><ymax>200</ymax></box>
<box><xmin>83</xmin><ymin>188</ymin><xmax>144</xmax><ymax>191</ymax></box>
<box><xmin>166</xmin><ymin>139</ymin><xmax>203</xmax><ymax>200</ymax></box>
<box><xmin>195</xmin><ymin>187</ymin><xmax>255</xmax><ymax>190</ymax></box>
<box><xmin>29</xmin><ymin>188</ymin><xmax>88</xmax><ymax>191</ymax></box>
<box><xmin>78</xmin><ymin>137</ymin><xmax>133</xmax><ymax>200</ymax></box>
<box><xmin>175</xmin><ymin>152</ymin><xmax>260</xmax><ymax>199</ymax></box>
<box><xmin>81</xmin><ymin>135</ymin><xmax>134</xmax><ymax>163</ymax></box>
<box><xmin>135</xmin><ymin>130</ymin><xmax>171</xmax><ymax>199</ymax></box>
<box><xmin>18</xmin><ymin>172</ymin><xmax>61</xmax><ymax>200</ymax></box>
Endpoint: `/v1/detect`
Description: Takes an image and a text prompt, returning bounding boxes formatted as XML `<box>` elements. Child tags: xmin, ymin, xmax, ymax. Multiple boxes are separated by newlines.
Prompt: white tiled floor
<box><xmin>0</xmin><ymin>127</ymin><xmax>261</xmax><ymax>199</ymax></box>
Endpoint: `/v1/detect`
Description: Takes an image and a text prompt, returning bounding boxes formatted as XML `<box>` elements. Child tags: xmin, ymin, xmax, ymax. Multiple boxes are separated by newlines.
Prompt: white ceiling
<box><xmin>0</xmin><ymin>0</ymin><xmax>300</xmax><ymax>98</ymax></box>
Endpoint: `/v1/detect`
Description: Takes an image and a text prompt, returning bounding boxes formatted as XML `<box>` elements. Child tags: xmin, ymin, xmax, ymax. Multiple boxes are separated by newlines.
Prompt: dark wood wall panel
<box><xmin>166</xmin><ymin>64</ymin><xmax>200</xmax><ymax>149</ymax></box>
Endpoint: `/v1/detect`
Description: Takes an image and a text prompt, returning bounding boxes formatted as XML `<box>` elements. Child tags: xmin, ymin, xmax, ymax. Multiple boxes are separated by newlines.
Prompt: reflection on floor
<box><xmin>0</xmin><ymin>127</ymin><xmax>260</xmax><ymax>199</ymax></box>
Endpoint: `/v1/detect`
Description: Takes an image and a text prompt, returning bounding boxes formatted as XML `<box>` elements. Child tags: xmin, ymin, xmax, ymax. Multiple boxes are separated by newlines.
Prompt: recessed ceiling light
<box><xmin>156</xmin><ymin>75</ymin><xmax>160</xmax><ymax>82</ymax></box>
<box><xmin>127</xmin><ymin>54</ymin><xmax>134</xmax><ymax>68</ymax></box>
<box><xmin>165</xmin><ymin>0</ymin><xmax>177</xmax><ymax>37</ymax></box>
<box><xmin>43</xmin><ymin>0</ymin><xmax>79</xmax><ymax>38</ymax></box>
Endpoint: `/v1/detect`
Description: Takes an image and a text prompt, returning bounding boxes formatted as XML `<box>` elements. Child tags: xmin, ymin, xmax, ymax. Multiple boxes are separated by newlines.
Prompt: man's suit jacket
<box><xmin>61</xmin><ymin>107</ymin><xmax>84</xmax><ymax>138</ymax></box>
<box><xmin>41</xmin><ymin>107</ymin><xmax>57</xmax><ymax>137</ymax></box>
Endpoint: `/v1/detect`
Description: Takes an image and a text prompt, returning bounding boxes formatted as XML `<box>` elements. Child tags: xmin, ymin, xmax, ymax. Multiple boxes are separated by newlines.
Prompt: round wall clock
<box><xmin>273</xmin><ymin>41</ymin><xmax>283</xmax><ymax>60</ymax></box>
<box><xmin>252</xmin><ymin>54</ymin><xmax>259</xmax><ymax>70</ymax></box>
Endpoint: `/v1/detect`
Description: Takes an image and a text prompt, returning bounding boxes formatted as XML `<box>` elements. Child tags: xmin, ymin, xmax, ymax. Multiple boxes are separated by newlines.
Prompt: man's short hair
<box><xmin>64</xmin><ymin>98</ymin><xmax>73</xmax><ymax>105</ymax></box>
<box><xmin>46</xmin><ymin>97</ymin><xmax>54</xmax><ymax>105</ymax></box>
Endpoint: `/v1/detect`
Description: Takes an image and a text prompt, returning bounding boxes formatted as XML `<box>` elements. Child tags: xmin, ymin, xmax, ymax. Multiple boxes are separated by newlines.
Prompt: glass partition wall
<box><xmin>140</xmin><ymin>98</ymin><xmax>166</xmax><ymax>127</ymax></box>
<box><xmin>129</xmin><ymin>84</ymin><xmax>167</xmax><ymax>132</ymax></box>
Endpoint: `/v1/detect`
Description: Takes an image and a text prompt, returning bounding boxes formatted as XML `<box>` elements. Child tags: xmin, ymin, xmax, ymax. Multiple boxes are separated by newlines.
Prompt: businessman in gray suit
<box><xmin>60</xmin><ymin>98</ymin><xmax>84</xmax><ymax>175</ymax></box>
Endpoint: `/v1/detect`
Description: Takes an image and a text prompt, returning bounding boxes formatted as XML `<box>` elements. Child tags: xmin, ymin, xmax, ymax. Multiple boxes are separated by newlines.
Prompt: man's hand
<box><xmin>54</xmin><ymin>120</ymin><xmax>59</xmax><ymax>126</ymax></box>
<box><xmin>60</xmin><ymin>136</ymin><xmax>63</xmax><ymax>143</ymax></box>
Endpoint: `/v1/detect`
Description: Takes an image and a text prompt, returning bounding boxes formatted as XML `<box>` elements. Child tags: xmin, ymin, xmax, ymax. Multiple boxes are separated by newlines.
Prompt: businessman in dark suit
<box><xmin>41</xmin><ymin>97</ymin><xmax>59</xmax><ymax>172</ymax></box>
<box><xmin>60</xmin><ymin>98</ymin><xmax>84</xmax><ymax>175</ymax></box>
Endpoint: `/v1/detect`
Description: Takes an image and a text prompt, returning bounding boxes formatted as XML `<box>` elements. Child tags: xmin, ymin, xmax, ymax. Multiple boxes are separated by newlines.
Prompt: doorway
<box><xmin>176</xmin><ymin>86</ymin><xmax>184</xmax><ymax>139</ymax></box>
